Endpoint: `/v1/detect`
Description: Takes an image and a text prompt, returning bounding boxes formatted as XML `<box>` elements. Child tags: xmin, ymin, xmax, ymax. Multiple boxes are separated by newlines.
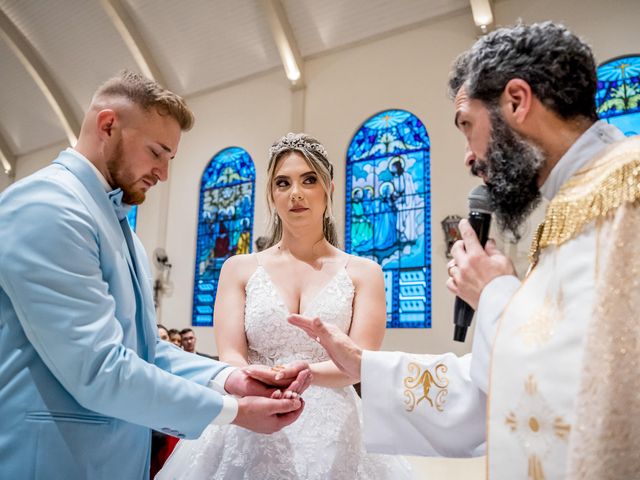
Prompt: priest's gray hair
<box><xmin>448</xmin><ymin>21</ymin><xmax>598</xmax><ymax>121</ymax></box>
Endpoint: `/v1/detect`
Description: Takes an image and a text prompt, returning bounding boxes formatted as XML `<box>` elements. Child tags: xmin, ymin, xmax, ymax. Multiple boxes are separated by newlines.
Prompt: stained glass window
<box><xmin>192</xmin><ymin>147</ymin><xmax>255</xmax><ymax>326</ymax></box>
<box><xmin>596</xmin><ymin>55</ymin><xmax>640</xmax><ymax>136</ymax></box>
<box><xmin>346</xmin><ymin>109</ymin><xmax>431</xmax><ymax>328</ymax></box>
<box><xmin>126</xmin><ymin>206</ymin><xmax>138</xmax><ymax>231</ymax></box>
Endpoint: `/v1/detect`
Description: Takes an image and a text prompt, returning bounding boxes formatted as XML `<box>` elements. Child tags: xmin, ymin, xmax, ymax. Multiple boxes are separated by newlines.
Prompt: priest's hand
<box><xmin>287</xmin><ymin>314</ymin><xmax>362</xmax><ymax>381</ymax></box>
<box><xmin>446</xmin><ymin>218</ymin><xmax>516</xmax><ymax>309</ymax></box>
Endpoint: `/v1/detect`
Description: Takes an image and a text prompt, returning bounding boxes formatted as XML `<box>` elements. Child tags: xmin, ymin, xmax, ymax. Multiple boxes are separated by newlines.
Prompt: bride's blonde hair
<box><xmin>264</xmin><ymin>133</ymin><xmax>339</xmax><ymax>248</ymax></box>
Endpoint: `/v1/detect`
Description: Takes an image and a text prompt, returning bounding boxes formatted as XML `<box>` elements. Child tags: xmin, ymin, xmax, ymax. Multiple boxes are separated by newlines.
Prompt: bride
<box><xmin>157</xmin><ymin>133</ymin><xmax>412</xmax><ymax>479</ymax></box>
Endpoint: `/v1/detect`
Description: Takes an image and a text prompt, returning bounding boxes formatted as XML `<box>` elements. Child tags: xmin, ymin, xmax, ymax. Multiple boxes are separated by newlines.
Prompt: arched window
<box><xmin>596</xmin><ymin>55</ymin><xmax>640</xmax><ymax>136</ymax></box>
<box><xmin>126</xmin><ymin>206</ymin><xmax>138</xmax><ymax>231</ymax></box>
<box><xmin>346</xmin><ymin>109</ymin><xmax>431</xmax><ymax>328</ymax></box>
<box><xmin>192</xmin><ymin>147</ymin><xmax>255</xmax><ymax>326</ymax></box>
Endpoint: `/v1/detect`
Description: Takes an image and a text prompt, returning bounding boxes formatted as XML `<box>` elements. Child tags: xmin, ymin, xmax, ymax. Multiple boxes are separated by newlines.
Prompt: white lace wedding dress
<box><xmin>157</xmin><ymin>261</ymin><xmax>412</xmax><ymax>479</ymax></box>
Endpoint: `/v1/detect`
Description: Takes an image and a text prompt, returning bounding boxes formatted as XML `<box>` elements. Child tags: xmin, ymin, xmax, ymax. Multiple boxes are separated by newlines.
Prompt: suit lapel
<box><xmin>133</xmin><ymin>247</ymin><xmax>157</xmax><ymax>362</ymax></box>
<box><xmin>122</xmin><ymin>224</ymin><xmax>156</xmax><ymax>362</ymax></box>
<box><xmin>53</xmin><ymin>151</ymin><xmax>155</xmax><ymax>361</ymax></box>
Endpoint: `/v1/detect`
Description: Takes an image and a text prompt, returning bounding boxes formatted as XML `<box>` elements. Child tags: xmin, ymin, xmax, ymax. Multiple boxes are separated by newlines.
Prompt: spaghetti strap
<box><xmin>254</xmin><ymin>252</ymin><xmax>262</xmax><ymax>267</ymax></box>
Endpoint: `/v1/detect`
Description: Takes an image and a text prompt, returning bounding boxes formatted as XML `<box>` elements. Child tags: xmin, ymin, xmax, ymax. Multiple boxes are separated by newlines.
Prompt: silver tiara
<box><xmin>268</xmin><ymin>132</ymin><xmax>329</xmax><ymax>160</ymax></box>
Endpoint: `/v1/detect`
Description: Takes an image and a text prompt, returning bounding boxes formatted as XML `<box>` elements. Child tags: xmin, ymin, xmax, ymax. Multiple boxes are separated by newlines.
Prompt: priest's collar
<box><xmin>539</xmin><ymin>121</ymin><xmax>626</xmax><ymax>201</ymax></box>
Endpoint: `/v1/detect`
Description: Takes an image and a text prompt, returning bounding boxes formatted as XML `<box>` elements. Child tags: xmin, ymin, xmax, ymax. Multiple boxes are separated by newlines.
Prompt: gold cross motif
<box><xmin>504</xmin><ymin>375</ymin><xmax>571</xmax><ymax>480</ymax></box>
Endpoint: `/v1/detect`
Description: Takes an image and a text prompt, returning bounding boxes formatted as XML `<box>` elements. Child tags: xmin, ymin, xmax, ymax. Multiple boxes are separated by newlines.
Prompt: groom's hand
<box><xmin>232</xmin><ymin>396</ymin><xmax>305</xmax><ymax>434</ymax></box>
<box><xmin>244</xmin><ymin>362</ymin><xmax>312</xmax><ymax>394</ymax></box>
<box><xmin>224</xmin><ymin>369</ymin><xmax>278</xmax><ymax>398</ymax></box>
<box><xmin>224</xmin><ymin>365</ymin><xmax>312</xmax><ymax>398</ymax></box>
<box><xmin>287</xmin><ymin>314</ymin><xmax>362</xmax><ymax>381</ymax></box>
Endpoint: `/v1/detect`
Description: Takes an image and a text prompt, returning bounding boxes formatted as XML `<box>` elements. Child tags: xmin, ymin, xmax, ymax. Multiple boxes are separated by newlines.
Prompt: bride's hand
<box><xmin>270</xmin><ymin>389</ymin><xmax>301</xmax><ymax>400</ymax></box>
<box><xmin>244</xmin><ymin>362</ymin><xmax>313</xmax><ymax>394</ymax></box>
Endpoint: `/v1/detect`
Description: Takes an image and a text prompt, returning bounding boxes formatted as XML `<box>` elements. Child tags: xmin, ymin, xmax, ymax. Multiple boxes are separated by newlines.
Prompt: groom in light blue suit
<box><xmin>0</xmin><ymin>71</ymin><xmax>308</xmax><ymax>479</ymax></box>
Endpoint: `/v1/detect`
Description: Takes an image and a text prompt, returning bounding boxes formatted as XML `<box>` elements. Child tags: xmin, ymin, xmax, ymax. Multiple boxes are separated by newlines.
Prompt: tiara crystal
<box><xmin>268</xmin><ymin>132</ymin><xmax>329</xmax><ymax>160</ymax></box>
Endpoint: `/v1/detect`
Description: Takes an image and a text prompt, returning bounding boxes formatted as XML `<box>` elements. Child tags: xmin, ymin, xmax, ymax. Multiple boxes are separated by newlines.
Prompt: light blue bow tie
<box><xmin>107</xmin><ymin>188</ymin><xmax>132</xmax><ymax>221</ymax></box>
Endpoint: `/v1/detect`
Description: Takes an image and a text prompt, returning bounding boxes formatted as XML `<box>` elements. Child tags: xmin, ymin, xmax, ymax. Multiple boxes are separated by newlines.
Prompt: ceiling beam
<box><xmin>101</xmin><ymin>0</ymin><xmax>167</xmax><ymax>86</ymax></box>
<box><xmin>261</xmin><ymin>0</ymin><xmax>305</xmax><ymax>89</ymax></box>
<box><xmin>0</xmin><ymin>8</ymin><xmax>80</xmax><ymax>146</ymax></box>
<box><xmin>0</xmin><ymin>128</ymin><xmax>16</xmax><ymax>179</ymax></box>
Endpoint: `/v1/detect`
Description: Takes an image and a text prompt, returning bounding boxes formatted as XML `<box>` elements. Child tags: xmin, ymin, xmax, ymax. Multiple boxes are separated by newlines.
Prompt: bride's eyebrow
<box><xmin>274</xmin><ymin>171</ymin><xmax>316</xmax><ymax>182</ymax></box>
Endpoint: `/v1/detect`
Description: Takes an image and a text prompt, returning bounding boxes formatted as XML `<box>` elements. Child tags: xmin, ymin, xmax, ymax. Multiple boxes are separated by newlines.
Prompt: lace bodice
<box><xmin>244</xmin><ymin>265</ymin><xmax>354</xmax><ymax>366</ymax></box>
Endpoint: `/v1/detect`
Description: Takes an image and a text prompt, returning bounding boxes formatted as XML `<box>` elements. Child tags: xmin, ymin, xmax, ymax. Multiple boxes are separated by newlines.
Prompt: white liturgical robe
<box><xmin>361</xmin><ymin>122</ymin><xmax>640</xmax><ymax>479</ymax></box>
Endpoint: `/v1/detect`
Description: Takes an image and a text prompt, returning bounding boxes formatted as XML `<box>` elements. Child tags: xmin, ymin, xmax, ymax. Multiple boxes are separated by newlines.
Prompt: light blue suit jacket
<box><xmin>0</xmin><ymin>150</ymin><xmax>227</xmax><ymax>479</ymax></box>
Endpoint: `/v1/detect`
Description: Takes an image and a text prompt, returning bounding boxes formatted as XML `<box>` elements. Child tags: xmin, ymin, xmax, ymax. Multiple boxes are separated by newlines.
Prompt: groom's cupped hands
<box><xmin>225</xmin><ymin>364</ymin><xmax>311</xmax><ymax>434</ymax></box>
<box><xmin>224</xmin><ymin>362</ymin><xmax>313</xmax><ymax>399</ymax></box>
<box><xmin>244</xmin><ymin>361</ymin><xmax>313</xmax><ymax>396</ymax></box>
<box><xmin>232</xmin><ymin>396</ymin><xmax>306</xmax><ymax>434</ymax></box>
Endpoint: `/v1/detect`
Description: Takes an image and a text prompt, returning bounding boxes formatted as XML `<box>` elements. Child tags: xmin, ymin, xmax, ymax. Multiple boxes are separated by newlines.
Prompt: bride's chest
<box><xmin>243</xmin><ymin>268</ymin><xmax>354</xmax><ymax>352</ymax></box>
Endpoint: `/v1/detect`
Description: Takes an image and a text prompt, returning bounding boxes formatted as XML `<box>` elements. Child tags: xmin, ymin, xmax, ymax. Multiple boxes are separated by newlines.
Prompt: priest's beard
<box><xmin>106</xmin><ymin>138</ymin><xmax>145</xmax><ymax>205</ymax></box>
<box><xmin>471</xmin><ymin>110</ymin><xmax>545</xmax><ymax>240</ymax></box>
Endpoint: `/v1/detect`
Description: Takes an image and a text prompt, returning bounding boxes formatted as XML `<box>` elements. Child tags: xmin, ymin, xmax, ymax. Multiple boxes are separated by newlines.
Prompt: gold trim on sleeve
<box><xmin>403</xmin><ymin>362</ymin><xmax>449</xmax><ymax>412</ymax></box>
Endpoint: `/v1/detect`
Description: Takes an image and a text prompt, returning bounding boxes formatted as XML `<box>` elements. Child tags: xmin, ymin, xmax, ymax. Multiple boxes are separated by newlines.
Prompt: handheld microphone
<box><xmin>453</xmin><ymin>185</ymin><xmax>493</xmax><ymax>342</ymax></box>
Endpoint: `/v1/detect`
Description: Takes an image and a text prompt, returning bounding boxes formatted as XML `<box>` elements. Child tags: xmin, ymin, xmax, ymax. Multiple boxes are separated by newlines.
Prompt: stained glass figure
<box><xmin>346</xmin><ymin>109</ymin><xmax>431</xmax><ymax>328</ymax></box>
<box><xmin>126</xmin><ymin>206</ymin><xmax>137</xmax><ymax>231</ymax></box>
<box><xmin>596</xmin><ymin>55</ymin><xmax>640</xmax><ymax>136</ymax></box>
<box><xmin>192</xmin><ymin>147</ymin><xmax>255</xmax><ymax>326</ymax></box>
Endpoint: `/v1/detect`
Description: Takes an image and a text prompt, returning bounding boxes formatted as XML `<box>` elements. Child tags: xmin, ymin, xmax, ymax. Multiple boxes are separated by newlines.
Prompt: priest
<box><xmin>290</xmin><ymin>21</ymin><xmax>640</xmax><ymax>480</ymax></box>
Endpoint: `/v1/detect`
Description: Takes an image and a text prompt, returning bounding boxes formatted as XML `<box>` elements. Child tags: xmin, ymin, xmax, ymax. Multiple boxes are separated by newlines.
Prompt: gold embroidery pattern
<box><xmin>528</xmin><ymin>455</ymin><xmax>545</xmax><ymax>480</ymax></box>
<box><xmin>553</xmin><ymin>418</ymin><xmax>570</xmax><ymax>439</ymax></box>
<box><xmin>529</xmin><ymin>137</ymin><xmax>640</xmax><ymax>265</ymax></box>
<box><xmin>403</xmin><ymin>362</ymin><xmax>448</xmax><ymax>412</ymax></box>
<box><xmin>517</xmin><ymin>287</ymin><xmax>564</xmax><ymax>348</ymax></box>
<box><xmin>505</xmin><ymin>374</ymin><xmax>571</xmax><ymax>480</ymax></box>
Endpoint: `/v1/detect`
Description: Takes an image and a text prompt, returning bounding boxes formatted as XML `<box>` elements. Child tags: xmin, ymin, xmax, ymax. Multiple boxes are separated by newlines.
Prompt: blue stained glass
<box><xmin>126</xmin><ymin>205</ymin><xmax>138</xmax><ymax>231</ymax></box>
<box><xmin>346</xmin><ymin>109</ymin><xmax>431</xmax><ymax>328</ymax></box>
<box><xmin>192</xmin><ymin>147</ymin><xmax>255</xmax><ymax>326</ymax></box>
<box><xmin>596</xmin><ymin>55</ymin><xmax>640</xmax><ymax>136</ymax></box>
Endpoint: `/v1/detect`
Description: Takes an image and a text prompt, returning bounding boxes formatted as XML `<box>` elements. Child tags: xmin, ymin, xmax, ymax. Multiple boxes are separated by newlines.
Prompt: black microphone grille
<box><xmin>468</xmin><ymin>185</ymin><xmax>492</xmax><ymax>214</ymax></box>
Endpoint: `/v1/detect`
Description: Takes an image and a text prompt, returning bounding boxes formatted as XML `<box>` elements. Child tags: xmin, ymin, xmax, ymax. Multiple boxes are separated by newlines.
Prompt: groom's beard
<box><xmin>471</xmin><ymin>110</ymin><xmax>545</xmax><ymax>240</ymax></box>
<box><xmin>106</xmin><ymin>138</ymin><xmax>146</xmax><ymax>205</ymax></box>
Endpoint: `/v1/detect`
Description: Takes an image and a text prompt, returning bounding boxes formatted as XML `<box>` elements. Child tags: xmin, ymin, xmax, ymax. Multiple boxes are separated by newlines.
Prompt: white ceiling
<box><xmin>0</xmin><ymin>0</ymin><xmax>469</xmax><ymax>158</ymax></box>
